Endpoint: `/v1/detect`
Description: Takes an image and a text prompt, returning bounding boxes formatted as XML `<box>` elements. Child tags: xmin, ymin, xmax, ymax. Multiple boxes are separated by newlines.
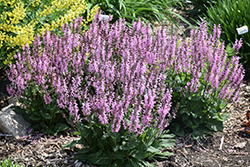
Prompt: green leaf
<box><xmin>132</xmin><ymin>150</ymin><xmax>147</xmax><ymax>160</ymax></box>
<box><xmin>130</xmin><ymin>159</ymin><xmax>143</xmax><ymax>167</ymax></box>
<box><xmin>218</xmin><ymin>113</ymin><xmax>230</xmax><ymax>122</ymax></box>
<box><xmin>112</xmin><ymin>160</ymin><xmax>123</xmax><ymax>167</ymax></box>
<box><xmin>111</xmin><ymin>152</ymin><xmax>126</xmax><ymax>162</ymax></box>
<box><xmin>192</xmin><ymin>119</ymin><xmax>200</xmax><ymax>128</ymax></box>
<box><xmin>161</xmin><ymin>134</ymin><xmax>175</xmax><ymax>138</ymax></box>
<box><xmin>75</xmin><ymin>154</ymin><xmax>88</xmax><ymax>161</ymax></box>
<box><xmin>127</xmin><ymin>140</ymin><xmax>138</xmax><ymax>149</ymax></box>
<box><xmin>88</xmin><ymin>151</ymin><xmax>112</xmax><ymax>165</ymax></box>
<box><xmin>42</xmin><ymin>127</ymin><xmax>54</xmax><ymax>134</ymax></box>
<box><xmin>206</xmin><ymin>119</ymin><xmax>223</xmax><ymax>132</ymax></box>
<box><xmin>41</xmin><ymin>112</ymin><xmax>52</xmax><ymax>119</ymax></box>
<box><xmin>55</xmin><ymin>123</ymin><xmax>69</xmax><ymax>132</ymax></box>
<box><xmin>141</xmin><ymin>160</ymin><xmax>157</xmax><ymax>167</ymax></box>
<box><xmin>172</xmin><ymin>123</ymin><xmax>180</xmax><ymax>132</ymax></box>
<box><xmin>174</xmin><ymin>86</ymin><xmax>182</xmax><ymax>92</ymax></box>
<box><xmin>155</xmin><ymin>151</ymin><xmax>173</xmax><ymax>158</ymax></box>
<box><xmin>171</xmin><ymin>125</ymin><xmax>184</xmax><ymax>137</ymax></box>
<box><xmin>11</xmin><ymin>106</ymin><xmax>27</xmax><ymax>114</ymax></box>
<box><xmin>146</xmin><ymin>146</ymin><xmax>160</xmax><ymax>153</ymax></box>
<box><xmin>182</xmin><ymin>114</ymin><xmax>189</xmax><ymax>121</ymax></box>
<box><xmin>33</xmin><ymin>111</ymin><xmax>41</xmax><ymax>117</ymax></box>
<box><xmin>159</xmin><ymin>138</ymin><xmax>175</xmax><ymax>148</ymax></box>
<box><xmin>39</xmin><ymin>121</ymin><xmax>46</xmax><ymax>127</ymax></box>
<box><xmin>77</xmin><ymin>148</ymin><xmax>91</xmax><ymax>154</ymax></box>
<box><xmin>119</xmin><ymin>145</ymin><xmax>131</xmax><ymax>151</ymax></box>
<box><xmin>192</xmin><ymin>130</ymin><xmax>203</xmax><ymax>141</ymax></box>
<box><xmin>185</xmin><ymin>119</ymin><xmax>193</xmax><ymax>128</ymax></box>
<box><xmin>179</xmin><ymin>108</ymin><xmax>188</xmax><ymax>115</ymax></box>
<box><xmin>126</xmin><ymin>160</ymin><xmax>134</xmax><ymax>167</ymax></box>
<box><xmin>33</xmin><ymin>124</ymin><xmax>40</xmax><ymax>130</ymax></box>
<box><xmin>62</xmin><ymin>139</ymin><xmax>81</xmax><ymax>148</ymax></box>
<box><xmin>29</xmin><ymin>115</ymin><xmax>41</xmax><ymax>121</ymax></box>
<box><xmin>74</xmin><ymin>131</ymin><xmax>81</xmax><ymax>136</ymax></box>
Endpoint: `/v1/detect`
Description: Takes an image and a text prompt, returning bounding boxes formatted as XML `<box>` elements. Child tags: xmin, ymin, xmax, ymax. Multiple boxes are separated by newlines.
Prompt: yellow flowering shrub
<box><xmin>0</xmin><ymin>0</ymin><xmax>99</xmax><ymax>66</ymax></box>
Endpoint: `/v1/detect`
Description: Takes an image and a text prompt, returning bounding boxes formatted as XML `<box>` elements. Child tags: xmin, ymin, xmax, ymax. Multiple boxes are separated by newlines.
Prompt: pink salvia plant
<box><xmin>7</xmin><ymin>13</ymin><xmax>244</xmax><ymax>135</ymax></box>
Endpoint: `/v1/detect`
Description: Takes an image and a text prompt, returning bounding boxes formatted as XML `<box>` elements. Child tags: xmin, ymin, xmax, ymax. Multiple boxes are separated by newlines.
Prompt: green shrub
<box><xmin>205</xmin><ymin>0</ymin><xmax>250</xmax><ymax>71</ymax></box>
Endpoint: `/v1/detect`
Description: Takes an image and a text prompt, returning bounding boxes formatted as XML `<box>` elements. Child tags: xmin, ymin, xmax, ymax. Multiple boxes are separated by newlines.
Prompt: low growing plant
<box><xmin>166</xmin><ymin>21</ymin><xmax>244</xmax><ymax>140</ymax></box>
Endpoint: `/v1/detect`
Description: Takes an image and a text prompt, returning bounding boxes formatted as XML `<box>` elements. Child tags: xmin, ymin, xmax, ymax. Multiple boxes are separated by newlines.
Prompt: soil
<box><xmin>0</xmin><ymin>8</ymin><xmax>250</xmax><ymax>167</ymax></box>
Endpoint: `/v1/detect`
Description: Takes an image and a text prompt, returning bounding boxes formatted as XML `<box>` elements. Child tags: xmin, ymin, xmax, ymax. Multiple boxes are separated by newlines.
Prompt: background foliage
<box><xmin>85</xmin><ymin>0</ymin><xmax>191</xmax><ymax>30</ymax></box>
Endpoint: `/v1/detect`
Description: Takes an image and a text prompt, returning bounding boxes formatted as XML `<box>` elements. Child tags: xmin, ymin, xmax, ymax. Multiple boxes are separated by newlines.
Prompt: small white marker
<box><xmin>236</xmin><ymin>26</ymin><xmax>248</xmax><ymax>35</ymax></box>
<box><xmin>100</xmin><ymin>15</ymin><xmax>109</xmax><ymax>21</ymax></box>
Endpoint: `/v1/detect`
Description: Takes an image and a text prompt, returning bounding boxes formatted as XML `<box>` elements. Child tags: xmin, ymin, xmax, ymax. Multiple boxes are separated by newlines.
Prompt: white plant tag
<box><xmin>100</xmin><ymin>15</ymin><xmax>109</xmax><ymax>21</ymax></box>
<box><xmin>236</xmin><ymin>26</ymin><xmax>248</xmax><ymax>35</ymax></box>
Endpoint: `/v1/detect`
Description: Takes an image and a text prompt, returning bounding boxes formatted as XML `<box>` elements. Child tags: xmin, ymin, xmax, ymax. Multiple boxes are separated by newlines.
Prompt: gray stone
<box><xmin>0</xmin><ymin>104</ymin><xmax>30</xmax><ymax>139</ymax></box>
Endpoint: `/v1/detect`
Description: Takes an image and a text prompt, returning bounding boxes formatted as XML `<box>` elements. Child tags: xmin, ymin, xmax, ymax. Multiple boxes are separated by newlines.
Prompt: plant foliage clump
<box><xmin>7</xmin><ymin>11</ymin><xmax>245</xmax><ymax>165</ymax></box>
<box><xmin>167</xmin><ymin>20</ymin><xmax>244</xmax><ymax>139</ymax></box>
